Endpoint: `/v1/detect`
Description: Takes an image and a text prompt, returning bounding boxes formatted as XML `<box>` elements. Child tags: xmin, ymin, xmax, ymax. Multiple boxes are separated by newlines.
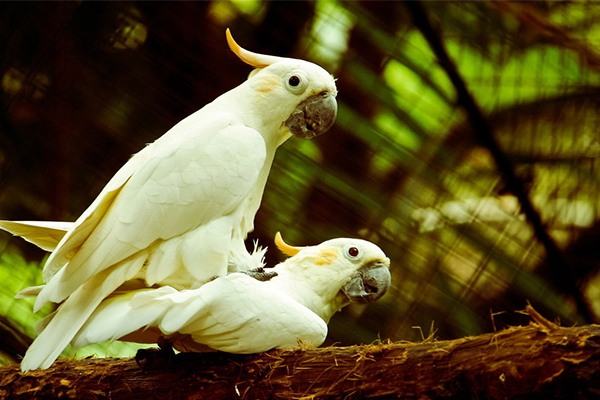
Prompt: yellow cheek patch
<box><xmin>256</xmin><ymin>75</ymin><xmax>280</xmax><ymax>94</ymax></box>
<box><xmin>314</xmin><ymin>248</ymin><xmax>339</xmax><ymax>266</ymax></box>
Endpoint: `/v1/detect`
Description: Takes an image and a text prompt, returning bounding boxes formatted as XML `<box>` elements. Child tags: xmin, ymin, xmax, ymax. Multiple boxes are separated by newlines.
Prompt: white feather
<box><xmin>20</xmin><ymin>252</ymin><xmax>148</xmax><ymax>371</ymax></box>
<box><xmin>73</xmin><ymin>273</ymin><xmax>328</xmax><ymax>354</ymax></box>
<box><xmin>2</xmin><ymin>40</ymin><xmax>338</xmax><ymax>371</ymax></box>
<box><xmin>69</xmin><ymin>238</ymin><xmax>389</xmax><ymax>356</ymax></box>
<box><xmin>0</xmin><ymin>221</ymin><xmax>72</xmax><ymax>251</ymax></box>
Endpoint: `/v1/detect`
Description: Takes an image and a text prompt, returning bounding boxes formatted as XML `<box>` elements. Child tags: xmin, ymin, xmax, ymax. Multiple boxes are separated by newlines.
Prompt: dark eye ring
<box><xmin>348</xmin><ymin>247</ymin><xmax>360</xmax><ymax>257</ymax></box>
<box><xmin>288</xmin><ymin>75</ymin><xmax>300</xmax><ymax>87</ymax></box>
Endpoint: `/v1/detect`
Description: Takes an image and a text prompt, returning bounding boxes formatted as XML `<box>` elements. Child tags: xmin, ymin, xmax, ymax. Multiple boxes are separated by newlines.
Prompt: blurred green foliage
<box><xmin>2</xmin><ymin>0</ymin><xmax>600</xmax><ymax>367</ymax></box>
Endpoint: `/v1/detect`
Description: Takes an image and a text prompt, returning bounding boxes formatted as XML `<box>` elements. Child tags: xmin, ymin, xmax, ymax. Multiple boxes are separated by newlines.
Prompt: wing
<box><xmin>71</xmin><ymin>274</ymin><xmax>328</xmax><ymax>353</ymax></box>
<box><xmin>37</xmin><ymin>113</ymin><xmax>267</xmax><ymax>307</ymax></box>
<box><xmin>179</xmin><ymin>275</ymin><xmax>329</xmax><ymax>353</ymax></box>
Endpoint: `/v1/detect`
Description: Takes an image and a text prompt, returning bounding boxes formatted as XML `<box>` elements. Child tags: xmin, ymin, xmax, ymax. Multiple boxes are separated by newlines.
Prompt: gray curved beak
<box><xmin>342</xmin><ymin>260</ymin><xmax>391</xmax><ymax>304</ymax></box>
<box><xmin>285</xmin><ymin>91</ymin><xmax>337</xmax><ymax>139</ymax></box>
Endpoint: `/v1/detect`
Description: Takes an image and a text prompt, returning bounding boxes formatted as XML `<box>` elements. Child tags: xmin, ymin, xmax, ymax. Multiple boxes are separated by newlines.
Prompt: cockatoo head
<box><xmin>273</xmin><ymin>232</ymin><xmax>391</xmax><ymax>322</ymax></box>
<box><xmin>226</xmin><ymin>29</ymin><xmax>337</xmax><ymax>140</ymax></box>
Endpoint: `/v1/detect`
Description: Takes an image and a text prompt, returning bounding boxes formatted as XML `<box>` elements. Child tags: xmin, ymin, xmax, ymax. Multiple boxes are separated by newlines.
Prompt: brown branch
<box><xmin>2</xmin><ymin>318</ymin><xmax>600</xmax><ymax>399</ymax></box>
<box><xmin>403</xmin><ymin>1</ymin><xmax>594</xmax><ymax>323</ymax></box>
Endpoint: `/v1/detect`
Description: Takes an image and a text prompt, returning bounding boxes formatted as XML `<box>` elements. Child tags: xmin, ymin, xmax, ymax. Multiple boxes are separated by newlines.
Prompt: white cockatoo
<box><xmin>25</xmin><ymin>232</ymin><xmax>391</xmax><ymax>370</ymax></box>
<box><xmin>0</xmin><ymin>30</ymin><xmax>337</xmax><ymax>371</ymax></box>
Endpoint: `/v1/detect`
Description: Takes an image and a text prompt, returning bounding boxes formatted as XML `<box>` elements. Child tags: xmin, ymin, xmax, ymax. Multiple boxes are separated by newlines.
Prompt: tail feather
<box><xmin>72</xmin><ymin>286</ymin><xmax>178</xmax><ymax>348</ymax></box>
<box><xmin>35</xmin><ymin>311</ymin><xmax>56</xmax><ymax>334</ymax></box>
<box><xmin>15</xmin><ymin>285</ymin><xmax>44</xmax><ymax>299</ymax></box>
<box><xmin>0</xmin><ymin>220</ymin><xmax>73</xmax><ymax>252</ymax></box>
<box><xmin>20</xmin><ymin>253</ymin><xmax>146</xmax><ymax>372</ymax></box>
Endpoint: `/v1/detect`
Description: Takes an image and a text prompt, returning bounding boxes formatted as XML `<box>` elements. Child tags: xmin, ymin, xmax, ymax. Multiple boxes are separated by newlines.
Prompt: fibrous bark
<box><xmin>0</xmin><ymin>307</ymin><xmax>599</xmax><ymax>399</ymax></box>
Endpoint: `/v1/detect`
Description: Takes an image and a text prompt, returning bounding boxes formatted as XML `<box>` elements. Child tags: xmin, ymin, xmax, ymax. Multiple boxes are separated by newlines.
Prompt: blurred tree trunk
<box><xmin>1</xmin><ymin>307</ymin><xmax>599</xmax><ymax>399</ymax></box>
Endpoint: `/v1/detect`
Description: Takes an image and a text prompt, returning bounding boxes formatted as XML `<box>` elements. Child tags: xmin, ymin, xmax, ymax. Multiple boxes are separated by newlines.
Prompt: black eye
<box><xmin>288</xmin><ymin>75</ymin><xmax>300</xmax><ymax>87</ymax></box>
<box><xmin>348</xmin><ymin>247</ymin><xmax>359</xmax><ymax>257</ymax></box>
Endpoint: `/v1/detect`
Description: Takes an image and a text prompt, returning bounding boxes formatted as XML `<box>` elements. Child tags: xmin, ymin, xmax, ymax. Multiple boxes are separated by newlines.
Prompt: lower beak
<box><xmin>342</xmin><ymin>261</ymin><xmax>391</xmax><ymax>304</ymax></box>
<box><xmin>285</xmin><ymin>91</ymin><xmax>337</xmax><ymax>139</ymax></box>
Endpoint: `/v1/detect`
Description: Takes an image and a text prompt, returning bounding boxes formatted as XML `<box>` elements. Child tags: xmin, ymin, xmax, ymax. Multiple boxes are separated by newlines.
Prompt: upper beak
<box><xmin>285</xmin><ymin>91</ymin><xmax>337</xmax><ymax>139</ymax></box>
<box><xmin>342</xmin><ymin>260</ymin><xmax>391</xmax><ymax>304</ymax></box>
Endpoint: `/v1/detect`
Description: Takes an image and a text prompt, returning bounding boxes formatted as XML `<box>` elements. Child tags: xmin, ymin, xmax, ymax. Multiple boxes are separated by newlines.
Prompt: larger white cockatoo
<box><xmin>25</xmin><ymin>232</ymin><xmax>391</xmax><ymax>370</ymax></box>
<box><xmin>0</xmin><ymin>30</ymin><xmax>337</xmax><ymax>371</ymax></box>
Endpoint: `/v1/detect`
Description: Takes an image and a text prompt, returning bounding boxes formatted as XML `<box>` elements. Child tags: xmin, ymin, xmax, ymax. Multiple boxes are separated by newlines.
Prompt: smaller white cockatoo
<box><xmin>0</xmin><ymin>30</ymin><xmax>338</xmax><ymax>371</ymax></box>
<box><xmin>19</xmin><ymin>232</ymin><xmax>391</xmax><ymax>370</ymax></box>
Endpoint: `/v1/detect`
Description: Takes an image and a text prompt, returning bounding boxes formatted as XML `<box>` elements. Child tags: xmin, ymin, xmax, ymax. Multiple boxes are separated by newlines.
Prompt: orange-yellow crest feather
<box><xmin>274</xmin><ymin>232</ymin><xmax>302</xmax><ymax>257</ymax></box>
<box><xmin>226</xmin><ymin>28</ymin><xmax>285</xmax><ymax>69</ymax></box>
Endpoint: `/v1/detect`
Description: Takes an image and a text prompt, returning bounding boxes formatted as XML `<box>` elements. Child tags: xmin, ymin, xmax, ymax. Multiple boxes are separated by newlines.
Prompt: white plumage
<box><xmin>71</xmin><ymin>275</ymin><xmax>329</xmax><ymax>354</ymax></box>
<box><xmin>69</xmin><ymin>234</ymin><xmax>391</xmax><ymax>356</ymax></box>
<box><xmin>1</xmin><ymin>30</ymin><xmax>338</xmax><ymax>371</ymax></box>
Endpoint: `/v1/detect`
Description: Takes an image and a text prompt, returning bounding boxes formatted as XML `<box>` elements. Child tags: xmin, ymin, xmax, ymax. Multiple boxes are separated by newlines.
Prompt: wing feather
<box><xmin>35</xmin><ymin>116</ymin><xmax>267</xmax><ymax>307</ymax></box>
<box><xmin>71</xmin><ymin>274</ymin><xmax>327</xmax><ymax>354</ymax></box>
<box><xmin>181</xmin><ymin>276</ymin><xmax>328</xmax><ymax>353</ymax></box>
<box><xmin>20</xmin><ymin>251</ymin><xmax>147</xmax><ymax>371</ymax></box>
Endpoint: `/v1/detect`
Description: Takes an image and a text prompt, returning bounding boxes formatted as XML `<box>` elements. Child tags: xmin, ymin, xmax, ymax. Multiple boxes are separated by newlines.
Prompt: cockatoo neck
<box><xmin>269</xmin><ymin>254</ymin><xmax>349</xmax><ymax>323</ymax></box>
<box><xmin>217</xmin><ymin>76</ymin><xmax>296</xmax><ymax>149</ymax></box>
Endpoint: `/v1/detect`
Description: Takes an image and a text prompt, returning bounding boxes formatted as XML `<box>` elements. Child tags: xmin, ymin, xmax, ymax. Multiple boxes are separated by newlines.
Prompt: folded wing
<box><xmin>72</xmin><ymin>273</ymin><xmax>328</xmax><ymax>353</ymax></box>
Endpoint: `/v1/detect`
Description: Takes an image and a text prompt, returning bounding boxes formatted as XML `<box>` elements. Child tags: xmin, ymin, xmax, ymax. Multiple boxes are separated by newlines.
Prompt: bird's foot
<box><xmin>240</xmin><ymin>266</ymin><xmax>278</xmax><ymax>282</ymax></box>
<box><xmin>135</xmin><ymin>339</ymin><xmax>175</xmax><ymax>369</ymax></box>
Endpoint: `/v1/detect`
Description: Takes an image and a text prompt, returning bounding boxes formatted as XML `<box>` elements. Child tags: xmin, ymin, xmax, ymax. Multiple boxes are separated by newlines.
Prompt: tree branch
<box><xmin>1</xmin><ymin>307</ymin><xmax>600</xmax><ymax>399</ymax></box>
